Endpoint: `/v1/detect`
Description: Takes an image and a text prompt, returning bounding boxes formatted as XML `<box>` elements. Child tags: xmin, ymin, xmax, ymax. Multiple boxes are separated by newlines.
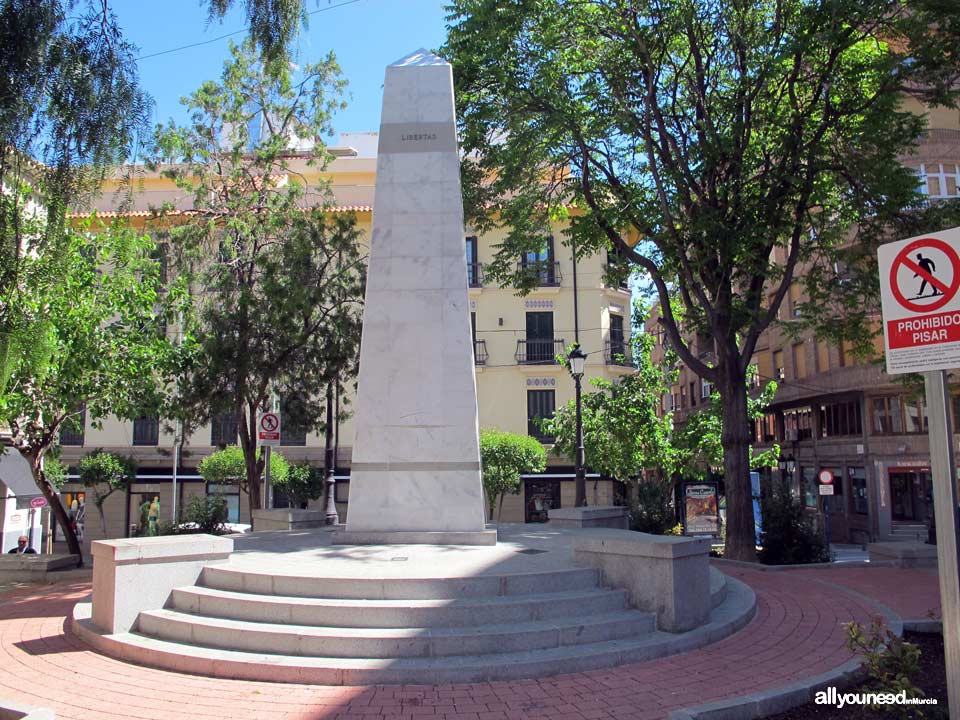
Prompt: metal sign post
<box><xmin>878</xmin><ymin>228</ymin><xmax>960</xmax><ymax>715</ymax></box>
<box><xmin>924</xmin><ymin>369</ymin><xmax>960</xmax><ymax>715</ymax></box>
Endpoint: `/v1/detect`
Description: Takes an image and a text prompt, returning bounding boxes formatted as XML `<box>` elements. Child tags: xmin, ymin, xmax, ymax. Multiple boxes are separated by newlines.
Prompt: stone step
<box><xmin>169</xmin><ymin>585</ymin><xmax>628</xmax><ymax>628</ymax></box>
<box><xmin>137</xmin><ymin>608</ymin><xmax>655</xmax><ymax>658</ymax></box>
<box><xmin>199</xmin><ymin>565</ymin><xmax>601</xmax><ymax>599</ymax></box>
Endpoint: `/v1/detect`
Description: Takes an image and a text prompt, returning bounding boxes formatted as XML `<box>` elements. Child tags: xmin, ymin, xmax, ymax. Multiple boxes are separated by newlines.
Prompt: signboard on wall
<box><xmin>683</xmin><ymin>482</ymin><xmax>720</xmax><ymax>536</ymax></box>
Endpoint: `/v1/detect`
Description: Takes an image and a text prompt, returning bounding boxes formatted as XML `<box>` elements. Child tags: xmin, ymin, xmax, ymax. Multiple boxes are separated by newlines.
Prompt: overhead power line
<box><xmin>136</xmin><ymin>0</ymin><xmax>362</xmax><ymax>61</ymax></box>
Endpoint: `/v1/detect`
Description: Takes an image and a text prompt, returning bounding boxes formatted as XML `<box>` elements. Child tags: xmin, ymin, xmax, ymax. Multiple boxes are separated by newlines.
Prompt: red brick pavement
<box><xmin>789</xmin><ymin>566</ymin><xmax>941</xmax><ymax>621</ymax></box>
<box><xmin>0</xmin><ymin>566</ymin><xmax>932</xmax><ymax>720</ymax></box>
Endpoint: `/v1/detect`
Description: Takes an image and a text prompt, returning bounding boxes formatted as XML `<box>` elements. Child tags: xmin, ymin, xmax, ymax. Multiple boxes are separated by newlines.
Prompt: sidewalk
<box><xmin>0</xmin><ymin>563</ymin><xmax>943</xmax><ymax>720</ymax></box>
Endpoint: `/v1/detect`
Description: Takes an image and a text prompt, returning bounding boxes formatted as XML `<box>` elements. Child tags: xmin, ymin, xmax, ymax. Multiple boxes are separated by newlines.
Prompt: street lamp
<box><xmin>323</xmin><ymin>382</ymin><xmax>339</xmax><ymax>525</ymax></box>
<box><xmin>568</xmin><ymin>344</ymin><xmax>588</xmax><ymax>508</ymax></box>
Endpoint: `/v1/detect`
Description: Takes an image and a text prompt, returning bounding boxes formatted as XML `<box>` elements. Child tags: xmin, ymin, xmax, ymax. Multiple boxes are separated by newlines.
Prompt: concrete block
<box><xmin>91</xmin><ymin>535</ymin><xmax>232</xmax><ymax>634</ymax></box>
<box><xmin>548</xmin><ymin>506</ymin><xmax>629</xmax><ymax>529</ymax></box>
<box><xmin>868</xmin><ymin>541</ymin><xmax>938</xmax><ymax>568</ymax></box>
<box><xmin>251</xmin><ymin>509</ymin><xmax>327</xmax><ymax>532</ymax></box>
<box><xmin>572</xmin><ymin>529</ymin><xmax>710</xmax><ymax>632</ymax></box>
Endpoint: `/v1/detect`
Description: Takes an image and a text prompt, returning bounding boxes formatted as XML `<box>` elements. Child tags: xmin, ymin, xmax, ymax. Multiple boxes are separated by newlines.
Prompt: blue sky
<box><xmin>115</xmin><ymin>0</ymin><xmax>449</xmax><ymax>141</ymax></box>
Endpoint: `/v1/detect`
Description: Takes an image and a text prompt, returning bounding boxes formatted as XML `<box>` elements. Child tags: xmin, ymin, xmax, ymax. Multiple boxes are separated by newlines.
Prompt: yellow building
<box><xmin>56</xmin><ymin>133</ymin><xmax>634</xmax><ymax>542</ymax></box>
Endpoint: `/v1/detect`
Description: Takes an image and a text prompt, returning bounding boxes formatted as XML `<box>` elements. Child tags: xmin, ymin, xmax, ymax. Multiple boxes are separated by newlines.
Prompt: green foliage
<box><xmin>479</xmin><ymin>429</ymin><xmax>546</xmax><ymax>521</ymax></box>
<box><xmin>673</xmin><ymin>369</ymin><xmax>781</xmax><ymax>481</ymax></box>
<box><xmin>845</xmin><ymin>617</ymin><xmax>926</xmax><ymax>717</ymax></box>
<box><xmin>630</xmin><ymin>480</ymin><xmax>678</xmax><ymax>535</ymax></box>
<box><xmin>78</xmin><ymin>450</ymin><xmax>137</xmax><ymax>536</ymax></box>
<box><xmin>274</xmin><ymin>463</ymin><xmax>324</xmax><ymax>508</ymax></box>
<box><xmin>444</xmin><ymin>0</ymin><xmax>960</xmax><ymax>561</ymax></box>
<box><xmin>42</xmin><ymin>454</ymin><xmax>67</xmax><ymax>490</ymax></box>
<box><xmin>544</xmin><ymin>301</ymin><xmax>676</xmax><ymax>482</ymax></box>
<box><xmin>205</xmin><ymin>0</ymin><xmax>306</xmax><ymax>67</ymax></box>
<box><xmin>758</xmin><ymin>481</ymin><xmax>830</xmax><ymax>565</ymax></box>
<box><xmin>152</xmin><ymin>40</ymin><xmax>363</xmax><ymax>518</ymax></box>
<box><xmin>198</xmin><ymin>446</ymin><xmax>289</xmax><ymax>489</ymax></box>
<box><xmin>180</xmin><ymin>494</ymin><xmax>230</xmax><ymax>535</ymax></box>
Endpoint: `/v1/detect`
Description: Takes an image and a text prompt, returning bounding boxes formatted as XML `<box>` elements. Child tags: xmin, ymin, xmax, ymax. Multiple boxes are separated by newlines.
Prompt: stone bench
<box><xmin>0</xmin><ymin>697</ymin><xmax>55</xmax><ymax>719</ymax></box>
<box><xmin>0</xmin><ymin>554</ymin><xmax>80</xmax><ymax>582</ymax></box>
<box><xmin>548</xmin><ymin>506</ymin><xmax>629</xmax><ymax>529</ymax></box>
<box><xmin>868</xmin><ymin>541</ymin><xmax>938</xmax><ymax>568</ymax></box>
<box><xmin>251</xmin><ymin>508</ymin><xmax>327</xmax><ymax>532</ymax></box>
<box><xmin>91</xmin><ymin>534</ymin><xmax>233</xmax><ymax>634</ymax></box>
<box><xmin>572</xmin><ymin>529</ymin><xmax>710</xmax><ymax>632</ymax></box>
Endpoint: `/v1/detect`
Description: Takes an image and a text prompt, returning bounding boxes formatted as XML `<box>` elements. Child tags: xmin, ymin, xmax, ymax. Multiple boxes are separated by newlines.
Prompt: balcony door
<box><xmin>526</xmin><ymin>311</ymin><xmax>554</xmax><ymax>363</ymax></box>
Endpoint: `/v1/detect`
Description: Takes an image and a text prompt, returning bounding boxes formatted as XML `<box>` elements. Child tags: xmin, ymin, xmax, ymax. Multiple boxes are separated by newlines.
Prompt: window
<box><xmin>819</xmin><ymin>400</ymin><xmax>862</xmax><ymax>437</ymax></box>
<box><xmin>59</xmin><ymin>406</ymin><xmax>86</xmax><ymax>446</ymax></box>
<box><xmin>760</xmin><ymin>412</ymin><xmax>777</xmax><ymax>443</ymax></box>
<box><xmin>872</xmin><ymin>397</ymin><xmax>903</xmax><ymax>434</ymax></box>
<box><xmin>792</xmin><ymin>343</ymin><xmax>807</xmax><ymax>380</ymax></box>
<box><xmin>815</xmin><ymin>338</ymin><xmax>830</xmax><ymax>373</ymax></box>
<box><xmin>609</xmin><ymin>314</ymin><xmax>625</xmax><ymax>357</ymax></box>
<box><xmin>521</xmin><ymin>312</ymin><xmax>556</xmax><ymax>364</ymax></box>
<box><xmin>802</xmin><ymin>466</ymin><xmax>818</xmax><ymax>508</ymax></box>
<box><xmin>788</xmin><ymin>283</ymin><xmax>802</xmax><ymax>317</ymax></box>
<box><xmin>783</xmin><ymin>407</ymin><xmax>813</xmax><ymax>441</ymax></box>
<box><xmin>280</xmin><ymin>409</ymin><xmax>307</xmax><ymax>446</ymax></box>
<box><xmin>605</xmin><ymin>248</ymin><xmax>630</xmax><ymax>289</ymax></box>
<box><xmin>680</xmin><ymin>386</ymin><xmax>687</xmax><ymax>409</ymax></box>
<box><xmin>527</xmin><ymin>390</ymin><xmax>556</xmax><ymax>442</ymax></box>
<box><xmin>133</xmin><ymin>417</ymin><xmax>159</xmax><ymax>446</ymax></box>
<box><xmin>902</xmin><ymin>397</ymin><xmax>928</xmax><ymax>433</ymax></box>
<box><xmin>210</xmin><ymin>411</ymin><xmax>239</xmax><ymax>446</ymax></box>
<box><xmin>207</xmin><ymin>483</ymin><xmax>240</xmax><ymax>523</ymax></box>
<box><xmin>700</xmin><ymin>377</ymin><xmax>713</xmax><ymax>400</ymax></box>
<box><xmin>521</xmin><ymin>236</ymin><xmax>558</xmax><ymax>286</ymax></box>
<box><xmin>466</xmin><ymin>236</ymin><xmax>481</xmax><ymax>287</ymax></box>
<box><xmin>689</xmin><ymin>381</ymin><xmax>697</xmax><ymax>407</ymax></box>
<box><xmin>918</xmin><ymin>162</ymin><xmax>960</xmax><ymax>199</ymax></box>
<box><xmin>772</xmin><ymin>350</ymin><xmax>785</xmax><ymax>381</ymax></box>
<box><xmin>839</xmin><ymin>340</ymin><xmax>857</xmax><ymax>367</ymax></box>
<box><xmin>848</xmin><ymin>467</ymin><xmax>868</xmax><ymax>514</ymax></box>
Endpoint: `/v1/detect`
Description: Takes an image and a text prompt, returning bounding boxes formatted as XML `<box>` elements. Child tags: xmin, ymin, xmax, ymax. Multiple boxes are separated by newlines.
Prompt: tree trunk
<box><xmin>25</xmin><ymin>450</ymin><xmax>83</xmax><ymax>567</ymax></box>
<box><xmin>718</xmin><ymin>366</ymin><xmax>757</xmax><ymax>562</ymax></box>
<box><xmin>243</xmin><ymin>439</ymin><xmax>262</xmax><ymax>525</ymax></box>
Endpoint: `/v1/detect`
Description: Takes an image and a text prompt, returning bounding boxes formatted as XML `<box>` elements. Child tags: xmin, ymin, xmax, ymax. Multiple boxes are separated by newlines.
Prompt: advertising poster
<box><xmin>683</xmin><ymin>482</ymin><xmax>720</xmax><ymax>536</ymax></box>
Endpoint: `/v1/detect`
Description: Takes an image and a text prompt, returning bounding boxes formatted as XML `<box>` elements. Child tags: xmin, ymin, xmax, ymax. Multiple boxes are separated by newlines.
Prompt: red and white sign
<box><xmin>257</xmin><ymin>411</ymin><xmax>281</xmax><ymax>446</ymax></box>
<box><xmin>29</xmin><ymin>496</ymin><xmax>47</xmax><ymax>509</ymax></box>
<box><xmin>818</xmin><ymin>469</ymin><xmax>834</xmax><ymax>485</ymax></box>
<box><xmin>879</xmin><ymin>227</ymin><xmax>960</xmax><ymax>373</ymax></box>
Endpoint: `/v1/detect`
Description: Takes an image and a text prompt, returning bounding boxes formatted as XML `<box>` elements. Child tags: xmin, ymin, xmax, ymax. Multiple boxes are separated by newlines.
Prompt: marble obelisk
<box><xmin>335</xmin><ymin>49</ymin><xmax>493</xmax><ymax>545</ymax></box>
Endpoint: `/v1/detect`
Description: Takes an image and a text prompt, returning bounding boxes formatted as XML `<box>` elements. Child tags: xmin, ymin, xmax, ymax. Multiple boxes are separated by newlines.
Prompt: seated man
<box><xmin>7</xmin><ymin>535</ymin><xmax>37</xmax><ymax>554</ymax></box>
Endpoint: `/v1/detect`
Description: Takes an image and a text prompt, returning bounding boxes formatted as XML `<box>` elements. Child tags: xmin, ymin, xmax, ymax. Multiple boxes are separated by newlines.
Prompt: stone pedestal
<box><xmin>251</xmin><ymin>509</ymin><xmax>326</xmax><ymax>532</ymax></box>
<box><xmin>548</xmin><ymin>506</ymin><xmax>629</xmax><ymax>529</ymax></box>
<box><xmin>91</xmin><ymin>535</ymin><xmax>232</xmax><ymax>634</ymax></box>
<box><xmin>342</xmin><ymin>49</ymin><xmax>489</xmax><ymax>543</ymax></box>
<box><xmin>572</xmin><ymin>529</ymin><xmax>710</xmax><ymax>632</ymax></box>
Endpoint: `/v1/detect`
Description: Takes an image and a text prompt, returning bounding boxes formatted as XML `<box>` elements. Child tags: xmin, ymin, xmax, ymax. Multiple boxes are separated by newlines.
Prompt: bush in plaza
<box><xmin>198</xmin><ymin>445</ymin><xmax>289</xmax><ymax>490</ymax></box>
<box><xmin>180</xmin><ymin>494</ymin><xmax>230</xmax><ymax>535</ymax></box>
<box><xmin>273</xmin><ymin>463</ymin><xmax>324</xmax><ymax>509</ymax></box>
<box><xmin>758</xmin><ymin>481</ymin><xmax>830</xmax><ymax>565</ymax></box>
<box><xmin>629</xmin><ymin>479</ymin><xmax>678</xmax><ymax>535</ymax></box>
<box><xmin>78</xmin><ymin>450</ymin><xmax>137</xmax><ymax>536</ymax></box>
<box><xmin>479</xmin><ymin>429</ymin><xmax>546</xmax><ymax>522</ymax></box>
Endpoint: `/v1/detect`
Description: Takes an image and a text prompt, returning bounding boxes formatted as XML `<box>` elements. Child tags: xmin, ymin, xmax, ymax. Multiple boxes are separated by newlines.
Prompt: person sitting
<box><xmin>7</xmin><ymin>535</ymin><xmax>37</xmax><ymax>554</ymax></box>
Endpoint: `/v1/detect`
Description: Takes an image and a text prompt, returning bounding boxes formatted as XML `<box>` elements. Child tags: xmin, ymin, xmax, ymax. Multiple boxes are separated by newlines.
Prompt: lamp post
<box><xmin>568</xmin><ymin>344</ymin><xmax>588</xmax><ymax>507</ymax></box>
<box><xmin>323</xmin><ymin>382</ymin><xmax>339</xmax><ymax>525</ymax></box>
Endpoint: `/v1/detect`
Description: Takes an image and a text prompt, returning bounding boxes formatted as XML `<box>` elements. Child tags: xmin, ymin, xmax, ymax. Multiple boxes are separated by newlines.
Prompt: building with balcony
<box><xmin>646</xmin><ymin>105</ymin><xmax>960</xmax><ymax>545</ymax></box>
<box><xmin>54</xmin><ymin>133</ymin><xmax>635</xmax><ymax>541</ymax></box>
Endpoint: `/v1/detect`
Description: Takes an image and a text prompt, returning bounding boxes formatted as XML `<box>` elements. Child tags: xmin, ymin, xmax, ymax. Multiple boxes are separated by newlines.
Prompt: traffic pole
<box><xmin>923</xmin><ymin>369</ymin><xmax>960</xmax><ymax>716</ymax></box>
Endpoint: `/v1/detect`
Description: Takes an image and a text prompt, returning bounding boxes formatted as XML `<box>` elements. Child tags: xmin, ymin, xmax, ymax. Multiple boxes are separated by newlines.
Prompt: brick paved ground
<box><xmin>0</xmin><ymin>565</ymin><xmax>938</xmax><ymax>720</ymax></box>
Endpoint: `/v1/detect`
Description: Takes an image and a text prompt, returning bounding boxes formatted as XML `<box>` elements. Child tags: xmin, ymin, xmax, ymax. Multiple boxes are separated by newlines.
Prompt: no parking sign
<box><xmin>878</xmin><ymin>227</ymin><xmax>960</xmax><ymax>374</ymax></box>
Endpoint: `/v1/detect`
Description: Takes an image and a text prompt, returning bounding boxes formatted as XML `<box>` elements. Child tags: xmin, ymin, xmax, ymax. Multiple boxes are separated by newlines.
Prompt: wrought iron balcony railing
<box><xmin>516</xmin><ymin>260</ymin><xmax>561</xmax><ymax>287</ymax></box>
<box><xmin>474</xmin><ymin>339</ymin><xmax>488</xmax><ymax>366</ymax></box>
<box><xmin>515</xmin><ymin>338</ymin><xmax>565</xmax><ymax>365</ymax></box>
<box><xmin>468</xmin><ymin>262</ymin><xmax>483</xmax><ymax>288</ymax></box>
<box><xmin>605</xmin><ymin>339</ymin><xmax>633</xmax><ymax>366</ymax></box>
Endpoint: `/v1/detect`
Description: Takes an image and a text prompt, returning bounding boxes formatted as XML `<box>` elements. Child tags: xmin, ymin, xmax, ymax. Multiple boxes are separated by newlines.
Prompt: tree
<box><xmin>274</xmin><ymin>463</ymin><xmax>324</xmax><ymax>508</ymax></box>
<box><xmin>152</xmin><ymin>41</ymin><xmax>364</xmax><ymax>522</ymax></box>
<box><xmin>77</xmin><ymin>450</ymin><xmax>137</xmax><ymax>536</ymax></box>
<box><xmin>544</xmin><ymin>303</ymin><xmax>676</xmax><ymax>487</ymax></box>
<box><xmin>198</xmin><ymin>445</ymin><xmax>290</xmax><ymax>495</ymax></box>
<box><xmin>0</xmin><ymin>216</ymin><xmax>175</xmax><ymax>564</ymax></box>
<box><xmin>479</xmin><ymin>429</ymin><xmax>546</xmax><ymax>521</ymax></box>
<box><xmin>444</xmin><ymin>0</ymin><xmax>960</xmax><ymax>560</ymax></box>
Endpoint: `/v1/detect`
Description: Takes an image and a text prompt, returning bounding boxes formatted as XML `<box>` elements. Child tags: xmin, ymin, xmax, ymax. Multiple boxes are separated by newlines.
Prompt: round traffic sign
<box><xmin>889</xmin><ymin>238</ymin><xmax>960</xmax><ymax>313</ymax></box>
<box><xmin>818</xmin><ymin>469</ymin><xmax>834</xmax><ymax>485</ymax></box>
<box><xmin>259</xmin><ymin>413</ymin><xmax>279</xmax><ymax>432</ymax></box>
<box><xmin>30</xmin><ymin>496</ymin><xmax>47</xmax><ymax>509</ymax></box>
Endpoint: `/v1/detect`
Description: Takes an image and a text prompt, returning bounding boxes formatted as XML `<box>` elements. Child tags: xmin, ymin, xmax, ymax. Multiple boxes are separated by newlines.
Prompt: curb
<box><xmin>711</xmin><ymin>558</ymin><xmax>896</xmax><ymax>572</ymax></box>
<box><xmin>0</xmin><ymin>696</ymin><xmax>56</xmax><ymax>719</ymax></box>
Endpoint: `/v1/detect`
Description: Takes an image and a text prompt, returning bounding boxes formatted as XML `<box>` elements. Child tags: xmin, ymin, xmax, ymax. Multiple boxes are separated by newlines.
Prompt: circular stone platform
<box><xmin>70</xmin><ymin>525</ymin><xmax>756</xmax><ymax>685</ymax></box>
